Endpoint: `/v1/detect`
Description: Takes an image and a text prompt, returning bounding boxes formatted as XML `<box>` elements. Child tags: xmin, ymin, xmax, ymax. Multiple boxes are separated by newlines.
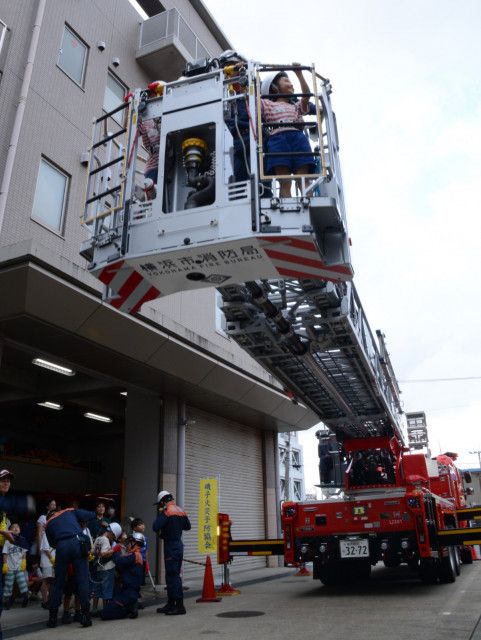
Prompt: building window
<box><xmin>293</xmin><ymin>480</ymin><xmax>302</xmax><ymax>501</ymax></box>
<box><xmin>103</xmin><ymin>71</ymin><xmax>127</xmax><ymax>123</ymax></box>
<box><xmin>279</xmin><ymin>447</ymin><xmax>287</xmax><ymax>464</ymax></box>
<box><xmin>280</xmin><ymin>478</ymin><xmax>286</xmax><ymax>497</ymax></box>
<box><xmin>215</xmin><ymin>290</ymin><xmax>227</xmax><ymax>336</ymax></box>
<box><xmin>31</xmin><ymin>158</ymin><xmax>69</xmax><ymax>233</ymax></box>
<box><xmin>57</xmin><ymin>25</ymin><xmax>88</xmax><ymax>86</ymax></box>
<box><xmin>0</xmin><ymin>19</ymin><xmax>7</xmax><ymax>57</ymax></box>
<box><xmin>291</xmin><ymin>449</ymin><xmax>301</xmax><ymax>468</ymax></box>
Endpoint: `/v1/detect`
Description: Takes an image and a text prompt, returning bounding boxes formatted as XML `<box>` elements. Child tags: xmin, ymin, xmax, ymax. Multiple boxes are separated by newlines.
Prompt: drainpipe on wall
<box><xmin>274</xmin><ymin>432</ymin><xmax>282</xmax><ymax>538</ymax></box>
<box><xmin>0</xmin><ymin>0</ymin><xmax>46</xmax><ymax>237</ymax></box>
<box><xmin>176</xmin><ymin>398</ymin><xmax>186</xmax><ymax>508</ymax></box>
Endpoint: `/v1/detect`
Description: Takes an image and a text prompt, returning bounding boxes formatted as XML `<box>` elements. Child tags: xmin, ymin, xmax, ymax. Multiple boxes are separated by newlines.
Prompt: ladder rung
<box><xmin>95</xmin><ymin>102</ymin><xmax>129</xmax><ymax>124</ymax></box>
<box><xmin>89</xmin><ymin>156</ymin><xmax>124</xmax><ymax>176</ymax></box>
<box><xmin>86</xmin><ymin>184</ymin><xmax>122</xmax><ymax>205</ymax></box>
<box><xmin>92</xmin><ymin>128</ymin><xmax>127</xmax><ymax>149</ymax></box>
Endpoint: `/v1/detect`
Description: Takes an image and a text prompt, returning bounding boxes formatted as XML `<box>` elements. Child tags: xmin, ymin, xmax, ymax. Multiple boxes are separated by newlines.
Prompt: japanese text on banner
<box><xmin>198</xmin><ymin>477</ymin><xmax>218</xmax><ymax>554</ymax></box>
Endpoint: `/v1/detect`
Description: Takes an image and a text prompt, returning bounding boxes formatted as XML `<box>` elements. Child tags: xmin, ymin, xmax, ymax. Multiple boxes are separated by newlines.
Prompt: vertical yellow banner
<box><xmin>198</xmin><ymin>477</ymin><xmax>218</xmax><ymax>554</ymax></box>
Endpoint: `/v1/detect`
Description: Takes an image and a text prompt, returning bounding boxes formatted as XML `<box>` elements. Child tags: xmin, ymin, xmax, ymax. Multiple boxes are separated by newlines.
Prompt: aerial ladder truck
<box><xmin>80</xmin><ymin>58</ymin><xmax>478</xmax><ymax>587</ymax></box>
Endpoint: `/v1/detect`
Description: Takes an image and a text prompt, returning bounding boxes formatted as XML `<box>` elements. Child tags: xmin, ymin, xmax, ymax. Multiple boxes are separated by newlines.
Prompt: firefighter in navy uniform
<box><xmin>45</xmin><ymin>507</ymin><xmax>95</xmax><ymax>629</ymax></box>
<box><xmin>153</xmin><ymin>490</ymin><xmax>191</xmax><ymax>615</ymax></box>
<box><xmin>100</xmin><ymin>532</ymin><xmax>145</xmax><ymax>621</ymax></box>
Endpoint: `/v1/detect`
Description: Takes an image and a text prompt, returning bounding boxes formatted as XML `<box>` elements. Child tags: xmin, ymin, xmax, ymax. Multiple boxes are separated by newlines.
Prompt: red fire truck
<box><xmin>282</xmin><ymin>436</ymin><xmax>473</xmax><ymax>586</ymax></box>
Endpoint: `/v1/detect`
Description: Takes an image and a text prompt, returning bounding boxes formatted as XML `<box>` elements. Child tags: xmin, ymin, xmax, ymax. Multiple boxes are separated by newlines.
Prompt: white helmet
<box><xmin>131</xmin><ymin>531</ymin><xmax>145</xmax><ymax>547</ymax></box>
<box><xmin>218</xmin><ymin>49</ymin><xmax>246</xmax><ymax>67</ymax></box>
<box><xmin>154</xmin><ymin>490</ymin><xmax>173</xmax><ymax>505</ymax></box>
<box><xmin>108</xmin><ymin>522</ymin><xmax>122</xmax><ymax>539</ymax></box>
<box><xmin>260</xmin><ymin>71</ymin><xmax>287</xmax><ymax>97</ymax></box>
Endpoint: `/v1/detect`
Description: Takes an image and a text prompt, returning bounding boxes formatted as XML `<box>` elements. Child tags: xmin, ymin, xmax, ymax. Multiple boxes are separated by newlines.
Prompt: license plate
<box><xmin>340</xmin><ymin>539</ymin><xmax>369</xmax><ymax>558</ymax></box>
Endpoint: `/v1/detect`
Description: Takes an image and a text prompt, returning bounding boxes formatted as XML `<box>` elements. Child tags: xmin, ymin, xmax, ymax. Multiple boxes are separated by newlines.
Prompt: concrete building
<box><xmin>278</xmin><ymin>431</ymin><xmax>306</xmax><ymax>502</ymax></box>
<box><xmin>0</xmin><ymin>0</ymin><xmax>317</xmax><ymax>580</ymax></box>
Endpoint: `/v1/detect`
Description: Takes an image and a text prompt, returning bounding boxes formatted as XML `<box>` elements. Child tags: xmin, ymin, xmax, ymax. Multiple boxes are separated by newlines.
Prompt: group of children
<box><xmin>136</xmin><ymin>55</ymin><xmax>319</xmax><ymax>201</ymax></box>
<box><xmin>1</xmin><ymin>509</ymin><xmax>148</xmax><ymax>619</ymax></box>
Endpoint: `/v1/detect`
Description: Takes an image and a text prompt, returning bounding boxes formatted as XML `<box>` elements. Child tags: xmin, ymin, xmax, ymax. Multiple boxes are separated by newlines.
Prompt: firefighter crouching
<box><xmin>153</xmin><ymin>490</ymin><xmax>191</xmax><ymax>615</ymax></box>
<box><xmin>45</xmin><ymin>507</ymin><xmax>96</xmax><ymax>629</ymax></box>
<box><xmin>100</xmin><ymin>532</ymin><xmax>145</xmax><ymax>621</ymax></box>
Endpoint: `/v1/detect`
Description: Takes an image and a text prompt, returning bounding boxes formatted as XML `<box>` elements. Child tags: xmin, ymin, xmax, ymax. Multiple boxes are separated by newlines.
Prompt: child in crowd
<box><xmin>91</xmin><ymin>523</ymin><xmax>121</xmax><ymax>616</ymax></box>
<box><xmin>260</xmin><ymin>63</ymin><xmax>316</xmax><ymax>198</ymax></box>
<box><xmin>131</xmin><ymin>518</ymin><xmax>148</xmax><ymax>608</ymax></box>
<box><xmin>2</xmin><ymin>523</ymin><xmax>29</xmax><ymax>608</ymax></box>
<box><xmin>39</xmin><ymin>514</ymin><xmax>56</xmax><ymax>608</ymax></box>
<box><xmin>27</xmin><ymin>556</ymin><xmax>43</xmax><ymax>600</ymax></box>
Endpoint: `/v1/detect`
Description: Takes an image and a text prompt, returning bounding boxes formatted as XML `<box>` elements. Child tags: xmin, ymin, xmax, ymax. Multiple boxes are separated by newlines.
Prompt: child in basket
<box><xmin>260</xmin><ymin>63</ymin><xmax>317</xmax><ymax>197</ymax></box>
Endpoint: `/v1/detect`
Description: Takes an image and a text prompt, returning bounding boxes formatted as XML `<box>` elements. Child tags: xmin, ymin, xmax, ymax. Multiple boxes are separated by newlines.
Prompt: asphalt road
<box><xmin>8</xmin><ymin>562</ymin><xmax>481</xmax><ymax>640</ymax></box>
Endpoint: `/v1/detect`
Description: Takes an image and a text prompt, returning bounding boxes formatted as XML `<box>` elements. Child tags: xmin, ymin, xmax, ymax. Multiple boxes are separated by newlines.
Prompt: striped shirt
<box><xmin>139</xmin><ymin>118</ymin><xmax>160</xmax><ymax>173</ymax></box>
<box><xmin>260</xmin><ymin>99</ymin><xmax>309</xmax><ymax>136</ymax></box>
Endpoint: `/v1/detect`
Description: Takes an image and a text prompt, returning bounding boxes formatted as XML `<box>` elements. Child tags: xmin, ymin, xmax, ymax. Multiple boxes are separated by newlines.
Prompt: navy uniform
<box><xmin>152</xmin><ymin>490</ymin><xmax>191</xmax><ymax>615</ymax></box>
<box><xmin>45</xmin><ymin>507</ymin><xmax>95</xmax><ymax>628</ymax></box>
<box><xmin>100</xmin><ymin>534</ymin><xmax>144</xmax><ymax>620</ymax></box>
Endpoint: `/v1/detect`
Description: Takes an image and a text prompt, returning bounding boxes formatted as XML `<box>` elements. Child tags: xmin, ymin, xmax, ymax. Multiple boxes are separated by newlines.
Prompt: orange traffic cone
<box><xmin>471</xmin><ymin>545</ymin><xmax>480</xmax><ymax>561</ymax></box>
<box><xmin>196</xmin><ymin>556</ymin><xmax>222</xmax><ymax>603</ymax></box>
<box><xmin>293</xmin><ymin>563</ymin><xmax>312</xmax><ymax>576</ymax></box>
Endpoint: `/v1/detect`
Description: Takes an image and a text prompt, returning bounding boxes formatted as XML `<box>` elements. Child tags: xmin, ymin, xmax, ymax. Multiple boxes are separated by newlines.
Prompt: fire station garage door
<box><xmin>183</xmin><ymin>408</ymin><xmax>266</xmax><ymax>578</ymax></box>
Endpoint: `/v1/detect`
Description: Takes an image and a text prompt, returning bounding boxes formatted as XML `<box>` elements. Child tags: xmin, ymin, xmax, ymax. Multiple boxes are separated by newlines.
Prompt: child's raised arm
<box><xmin>292</xmin><ymin>62</ymin><xmax>310</xmax><ymax>113</ymax></box>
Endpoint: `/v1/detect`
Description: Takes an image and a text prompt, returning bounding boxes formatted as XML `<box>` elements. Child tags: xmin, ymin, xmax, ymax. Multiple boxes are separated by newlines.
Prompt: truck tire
<box><xmin>419</xmin><ymin>558</ymin><xmax>438</xmax><ymax>584</ymax></box>
<box><xmin>454</xmin><ymin>547</ymin><xmax>461</xmax><ymax>576</ymax></box>
<box><xmin>317</xmin><ymin>562</ymin><xmax>337</xmax><ymax>587</ymax></box>
<box><xmin>460</xmin><ymin>546</ymin><xmax>473</xmax><ymax>564</ymax></box>
<box><xmin>438</xmin><ymin>547</ymin><xmax>456</xmax><ymax>583</ymax></box>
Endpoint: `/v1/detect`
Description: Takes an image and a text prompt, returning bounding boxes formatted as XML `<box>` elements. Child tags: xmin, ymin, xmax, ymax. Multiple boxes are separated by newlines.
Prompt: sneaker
<box><xmin>79</xmin><ymin>611</ymin><xmax>92</xmax><ymax>628</ymax></box>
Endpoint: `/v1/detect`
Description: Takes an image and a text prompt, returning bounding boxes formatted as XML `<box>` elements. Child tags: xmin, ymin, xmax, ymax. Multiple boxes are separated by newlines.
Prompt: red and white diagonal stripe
<box><xmin>97</xmin><ymin>260</ymin><xmax>161</xmax><ymax>315</ymax></box>
<box><xmin>259</xmin><ymin>236</ymin><xmax>353</xmax><ymax>282</ymax></box>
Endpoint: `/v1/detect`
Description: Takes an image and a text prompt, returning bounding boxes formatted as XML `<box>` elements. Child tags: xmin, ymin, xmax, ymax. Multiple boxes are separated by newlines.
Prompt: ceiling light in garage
<box><xmin>32</xmin><ymin>358</ymin><xmax>75</xmax><ymax>376</ymax></box>
<box><xmin>120</xmin><ymin>391</ymin><xmax>127</xmax><ymax>396</ymax></box>
<box><xmin>84</xmin><ymin>412</ymin><xmax>112</xmax><ymax>423</ymax></box>
<box><xmin>37</xmin><ymin>401</ymin><xmax>63</xmax><ymax>410</ymax></box>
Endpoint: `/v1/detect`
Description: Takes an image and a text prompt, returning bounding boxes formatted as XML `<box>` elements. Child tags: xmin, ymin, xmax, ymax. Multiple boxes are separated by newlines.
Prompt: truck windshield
<box><xmin>347</xmin><ymin>448</ymin><xmax>396</xmax><ymax>487</ymax></box>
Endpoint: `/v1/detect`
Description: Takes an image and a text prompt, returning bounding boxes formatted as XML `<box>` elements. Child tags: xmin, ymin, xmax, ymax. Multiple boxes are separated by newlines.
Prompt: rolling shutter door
<box><xmin>183</xmin><ymin>408</ymin><xmax>266</xmax><ymax>579</ymax></box>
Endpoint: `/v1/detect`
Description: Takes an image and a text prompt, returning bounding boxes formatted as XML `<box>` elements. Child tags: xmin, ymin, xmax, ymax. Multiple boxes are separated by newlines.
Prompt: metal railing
<box><xmin>138</xmin><ymin>8</ymin><xmax>210</xmax><ymax>61</ymax></box>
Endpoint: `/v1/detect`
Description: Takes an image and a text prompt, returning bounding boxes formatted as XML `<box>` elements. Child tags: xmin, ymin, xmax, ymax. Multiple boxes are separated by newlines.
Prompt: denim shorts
<box><xmin>266</xmin><ymin>130</ymin><xmax>314</xmax><ymax>173</ymax></box>
<box><xmin>93</xmin><ymin>567</ymin><xmax>115</xmax><ymax>600</ymax></box>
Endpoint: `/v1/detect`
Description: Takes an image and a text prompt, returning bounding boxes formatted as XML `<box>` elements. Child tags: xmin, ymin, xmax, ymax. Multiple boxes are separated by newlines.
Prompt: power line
<box><xmin>399</xmin><ymin>376</ymin><xmax>481</xmax><ymax>383</ymax></box>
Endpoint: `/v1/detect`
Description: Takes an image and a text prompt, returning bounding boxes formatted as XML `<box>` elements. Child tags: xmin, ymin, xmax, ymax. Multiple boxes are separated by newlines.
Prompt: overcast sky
<box><xmin>202</xmin><ymin>0</ymin><xmax>481</xmax><ymax>491</ymax></box>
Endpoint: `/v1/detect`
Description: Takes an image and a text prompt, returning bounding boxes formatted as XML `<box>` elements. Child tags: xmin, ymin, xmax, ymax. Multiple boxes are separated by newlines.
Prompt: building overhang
<box><xmin>0</xmin><ymin>255</ymin><xmax>319</xmax><ymax>432</ymax></box>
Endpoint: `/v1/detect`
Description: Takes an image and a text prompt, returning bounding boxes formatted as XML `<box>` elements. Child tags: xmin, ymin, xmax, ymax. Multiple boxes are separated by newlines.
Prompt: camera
<box><xmin>97</xmin><ymin>41</ymin><xmax>106</xmax><ymax>52</ymax></box>
<box><xmin>112</xmin><ymin>57</ymin><xmax>120</xmax><ymax>68</ymax></box>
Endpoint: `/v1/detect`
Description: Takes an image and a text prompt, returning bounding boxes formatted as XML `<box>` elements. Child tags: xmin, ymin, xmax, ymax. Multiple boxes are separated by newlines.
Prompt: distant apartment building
<box><xmin>278</xmin><ymin>431</ymin><xmax>306</xmax><ymax>502</ymax></box>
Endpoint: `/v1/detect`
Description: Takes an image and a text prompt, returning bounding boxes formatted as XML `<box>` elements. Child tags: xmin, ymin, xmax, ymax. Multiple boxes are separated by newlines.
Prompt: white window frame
<box><xmin>0</xmin><ymin>19</ymin><xmax>7</xmax><ymax>58</ymax></box>
<box><xmin>103</xmin><ymin>70</ymin><xmax>128</xmax><ymax>123</ymax></box>
<box><xmin>57</xmin><ymin>24</ymin><xmax>88</xmax><ymax>87</ymax></box>
<box><xmin>279</xmin><ymin>447</ymin><xmax>287</xmax><ymax>463</ymax></box>
<box><xmin>31</xmin><ymin>157</ymin><xmax>69</xmax><ymax>235</ymax></box>
<box><xmin>291</xmin><ymin>449</ymin><xmax>301</xmax><ymax>467</ymax></box>
<box><xmin>215</xmin><ymin>290</ymin><xmax>228</xmax><ymax>337</ymax></box>
<box><xmin>293</xmin><ymin>480</ymin><xmax>302</xmax><ymax>501</ymax></box>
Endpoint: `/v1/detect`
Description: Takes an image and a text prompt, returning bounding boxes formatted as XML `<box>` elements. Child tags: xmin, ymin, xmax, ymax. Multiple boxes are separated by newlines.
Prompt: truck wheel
<box><xmin>438</xmin><ymin>547</ymin><xmax>456</xmax><ymax>583</ymax></box>
<box><xmin>318</xmin><ymin>563</ymin><xmax>337</xmax><ymax>587</ymax></box>
<box><xmin>454</xmin><ymin>547</ymin><xmax>461</xmax><ymax>576</ymax></box>
<box><xmin>419</xmin><ymin>558</ymin><xmax>438</xmax><ymax>584</ymax></box>
<box><xmin>460</xmin><ymin>546</ymin><xmax>473</xmax><ymax>564</ymax></box>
